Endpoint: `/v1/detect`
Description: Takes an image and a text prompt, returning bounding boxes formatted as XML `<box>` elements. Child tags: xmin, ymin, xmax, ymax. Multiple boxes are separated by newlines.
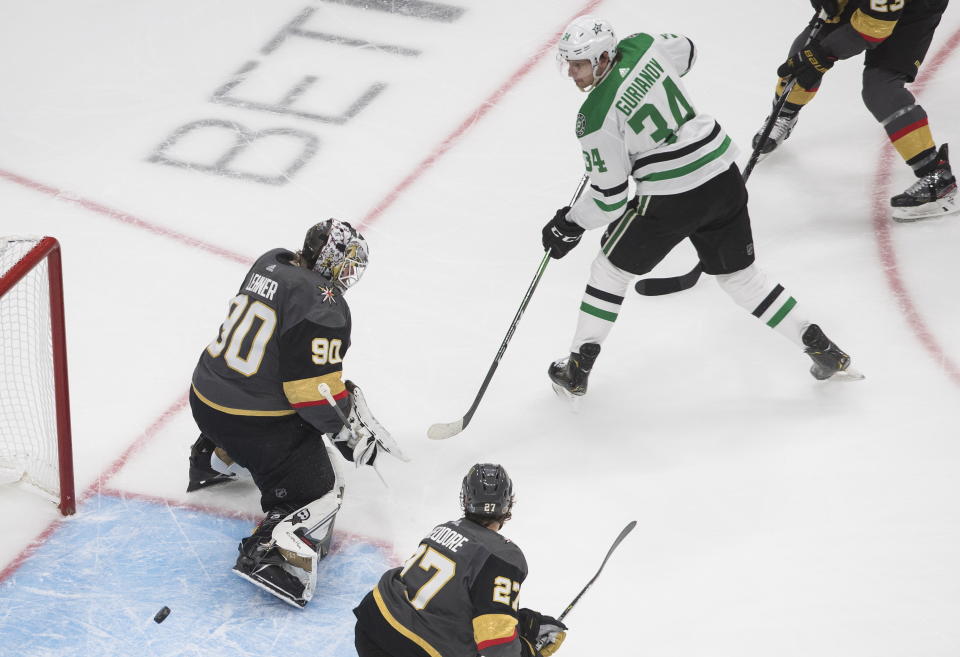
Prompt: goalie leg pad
<box><xmin>232</xmin><ymin>488</ymin><xmax>342</xmax><ymax>608</ymax></box>
<box><xmin>267</xmin><ymin>488</ymin><xmax>344</xmax><ymax>604</ymax></box>
<box><xmin>274</xmin><ymin>488</ymin><xmax>343</xmax><ymax>562</ymax></box>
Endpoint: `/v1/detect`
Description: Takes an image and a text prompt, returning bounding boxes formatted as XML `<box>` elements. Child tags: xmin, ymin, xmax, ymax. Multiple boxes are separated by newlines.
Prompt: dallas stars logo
<box><xmin>592</xmin><ymin>22</ymin><xmax>603</xmax><ymax>35</ymax></box>
<box><xmin>575</xmin><ymin>113</ymin><xmax>586</xmax><ymax>137</ymax></box>
<box><xmin>319</xmin><ymin>285</ymin><xmax>337</xmax><ymax>304</ymax></box>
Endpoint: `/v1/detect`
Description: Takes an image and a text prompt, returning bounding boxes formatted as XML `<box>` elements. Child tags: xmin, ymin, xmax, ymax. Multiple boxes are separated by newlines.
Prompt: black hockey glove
<box><xmin>777</xmin><ymin>40</ymin><xmax>836</xmax><ymax>90</ymax></box>
<box><xmin>808</xmin><ymin>0</ymin><xmax>840</xmax><ymax>17</ymax></box>
<box><xmin>542</xmin><ymin>207</ymin><xmax>585</xmax><ymax>259</ymax></box>
<box><xmin>518</xmin><ymin>608</ymin><xmax>567</xmax><ymax>657</ymax></box>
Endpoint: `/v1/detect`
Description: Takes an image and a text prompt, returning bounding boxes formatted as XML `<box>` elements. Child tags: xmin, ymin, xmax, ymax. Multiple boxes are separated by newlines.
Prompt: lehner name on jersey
<box><xmin>244</xmin><ymin>272</ymin><xmax>279</xmax><ymax>301</ymax></box>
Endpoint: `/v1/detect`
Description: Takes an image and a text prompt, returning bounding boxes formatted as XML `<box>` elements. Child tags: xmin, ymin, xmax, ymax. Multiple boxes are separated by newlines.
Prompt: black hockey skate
<box><xmin>548</xmin><ymin>343</ymin><xmax>601</xmax><ymax>399</ymax></box>
<box><xmin>802</xmin><ymin>324</ymin><xmax>862</xmax><ymax>381</ymax></box>
<box><xmin>232</xmin><ymin>509</ymin><xmax>309</xmax><ymax>608</ymax></box>
<box><xmin>752</xmin><ymin>111</ymin><xmax>799</xmax><ymax>159</ymax></box>
<box><xmin>891</xmin><ymin>144</ymin><xmax>958</xmax><ymax>222</ymax></box>
<box><xmin>186</xmin><ymin>434</ymin><xmax>237</xmax><ymax>492</ymax></box>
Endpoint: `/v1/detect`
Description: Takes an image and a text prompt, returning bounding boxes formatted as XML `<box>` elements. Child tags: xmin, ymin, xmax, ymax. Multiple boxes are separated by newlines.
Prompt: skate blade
<box><xmin>892</xmin><ymin>195</ymin><xmax>958</xmax><ymax>222</ymax></box>
<box><xmin>551</xmin><ymin>383</ymin><xmax>582</xmax><ymax>412</ymax></box>
<box><xmin>232</xmin><ymin>568</ymin><xmax>307</xmax><ymax>609</ymax></box>
<box><xmin>185</xmin><ymin>474</ymin><xmax>238</xmax><ymax>493</ymax></box>
<box><xmin>829</xmin><ymin>366</ymin><xmax>865</xmax><ymax>382</ymax></box>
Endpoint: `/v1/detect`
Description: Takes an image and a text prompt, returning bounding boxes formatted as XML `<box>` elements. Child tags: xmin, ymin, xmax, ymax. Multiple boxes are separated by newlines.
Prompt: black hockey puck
<box><xmin>153</xmin><ymin>606</ymin><xmax>171</xmax><ymax>624</ymax></box>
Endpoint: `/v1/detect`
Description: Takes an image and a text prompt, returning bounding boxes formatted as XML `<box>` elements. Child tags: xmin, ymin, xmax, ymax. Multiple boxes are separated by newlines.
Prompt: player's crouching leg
<box><xmin>232</xmin><ymin>488</ymin><xmax>343</xmax><ymax>608</ymax></box>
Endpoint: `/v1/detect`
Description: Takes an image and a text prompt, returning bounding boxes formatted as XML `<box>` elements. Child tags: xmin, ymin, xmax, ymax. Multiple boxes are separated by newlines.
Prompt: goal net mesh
<box><xmin>0</xmin><ymin>237</ymin><xmax>60</xmax><ymax>500</ymax></box>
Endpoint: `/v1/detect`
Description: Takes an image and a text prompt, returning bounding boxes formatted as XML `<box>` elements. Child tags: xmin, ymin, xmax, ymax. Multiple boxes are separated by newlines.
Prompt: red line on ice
<box><xmin>0</xmin><ymin>169</ymin><xmax>251</xmax><ymax>265</ymax></box>
<box><xmin>0</xmin><ymin>516</ymin><xmax>68</xmax><ymax>582</ymax></box>
<box><xmin>870</xmin><ymin>25</ymin><xmax>960</xmax><ymax>387</ymax></box>
<box><xmin>357</xmin><ymin>0</ymin><xmax>606</xmax><ymax>231</ymax></box>
<box><xmin>0</xmin><ymin>0</ymin><xmax>606</xmax><ymax>580</ymax></box>
<box><xmin>84</xmin><ymin>393</ymin><xmax>190</xmax><ymax>502</ymax></box>
<box><xmin>2</xmin><ymin>11</ymin><xmax>957</xmax><ymax>585</ymax></box>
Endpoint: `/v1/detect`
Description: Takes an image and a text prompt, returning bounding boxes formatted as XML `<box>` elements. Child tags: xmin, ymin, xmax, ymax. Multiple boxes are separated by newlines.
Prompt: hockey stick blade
<box><xmin>634</xmin><ymin>264</ymin><xmax>702</xmax><ymax>296</ymax></box>
<box><xmin>427</xmin><ymin>419</ymin><xmax>464</xmax><ymax>441</ymax></box>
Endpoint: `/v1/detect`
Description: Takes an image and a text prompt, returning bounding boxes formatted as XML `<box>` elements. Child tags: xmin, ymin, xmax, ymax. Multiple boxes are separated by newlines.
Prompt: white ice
<box><xmin>1</xmin><ymin>1</ymin><xmax>959</xmax><ymax>655</ymax></box>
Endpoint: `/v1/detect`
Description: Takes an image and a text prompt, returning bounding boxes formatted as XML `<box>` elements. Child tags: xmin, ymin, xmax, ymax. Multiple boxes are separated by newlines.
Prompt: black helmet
<box><xmin>460</xmin><ymin>463</ymin><xmax>514</xmax><ymax>521</ymax></box>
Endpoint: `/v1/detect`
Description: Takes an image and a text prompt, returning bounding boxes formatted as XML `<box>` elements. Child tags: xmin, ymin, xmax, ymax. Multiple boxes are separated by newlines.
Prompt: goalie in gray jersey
<box><xmin>541</xmin><ymin>15</ymin><xmax>861</xmax><ymax>398</ymax></box>
<box><xmin>353</xmin><ymin>464</ymin><xmax>567</xmax><ymax>657</ymax></box>
<box><xmin>187</xmin><ymin>219</ymin><xmax>407</xmax><ymax>608</ymax></box>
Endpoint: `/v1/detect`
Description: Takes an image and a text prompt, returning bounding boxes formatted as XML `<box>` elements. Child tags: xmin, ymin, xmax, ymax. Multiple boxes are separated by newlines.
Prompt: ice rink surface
<box><xmin>1</xmin><ymin>1</ymin><xmax>959</xmax><ymax>655</ymax></box>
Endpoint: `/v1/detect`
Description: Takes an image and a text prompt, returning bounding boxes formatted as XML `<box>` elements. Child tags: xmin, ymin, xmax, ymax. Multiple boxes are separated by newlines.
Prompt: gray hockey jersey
<box><xmin>191</xmin><ymin>248</ymin><xmax>350</xmax><ymax>434</ymax></box>
<box><xmin>354</xmin><ymin>518</ymin><xmax>529</xmax><ymax>657</ymax></box>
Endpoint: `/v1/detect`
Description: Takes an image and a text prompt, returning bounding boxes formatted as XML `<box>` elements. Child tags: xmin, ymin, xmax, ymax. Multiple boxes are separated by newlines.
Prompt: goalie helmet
<box><xmin>461</xmin><ymin>463</ymin><xmax>514</xmax><ymax>522</ymax></box>
<box><xmin>301</xmin><ymin>219</ymin><xmax>368</xmax><ymax>291</ymax></box>
<box><xmin>557</xmin><ymin>15</ymin><xmax>617</xmax><ymax>88</ymax></box>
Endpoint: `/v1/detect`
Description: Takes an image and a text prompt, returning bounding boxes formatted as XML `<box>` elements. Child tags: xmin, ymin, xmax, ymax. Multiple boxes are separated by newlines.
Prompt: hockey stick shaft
<box><xmin>634</xmin><ymin>12</ymin><xmax>824</xmax><ymax>298</ymax></box>
<box><xmin>318</xmin><ymin>382</ymin><xmax>389</xmax><ymax>486</ymax></box>
<box><xmin>536</xmin><ymin>520</ymin><xmax>637</xmax><ymax>649</ymax></box>
<box><xmin>427</xmin><ymin>175</ymin><xmax>589</xmax><ymax>440</ymax></box>
<box><xmin>742</xmin><ymin>12</ymin><xmax>825</xmax><ymax>181</ymax></box>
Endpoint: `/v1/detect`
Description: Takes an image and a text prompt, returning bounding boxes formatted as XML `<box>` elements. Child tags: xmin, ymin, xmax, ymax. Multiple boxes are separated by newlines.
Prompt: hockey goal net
<box><xmin>0</xmin><ymin>236</ymin><xmax>75</xmax><ymax>515</ymax></box>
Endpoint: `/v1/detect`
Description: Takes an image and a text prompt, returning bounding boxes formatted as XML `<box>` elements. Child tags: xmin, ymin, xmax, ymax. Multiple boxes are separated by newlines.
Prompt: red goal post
<box><xmin>0</xmin><ymin>236</ymin><xmax>75</xmax><ymax>515</ymax></box>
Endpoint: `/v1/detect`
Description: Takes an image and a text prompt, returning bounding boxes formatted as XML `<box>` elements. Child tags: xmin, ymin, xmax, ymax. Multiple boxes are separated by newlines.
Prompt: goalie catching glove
<box><xmin>518</xmin><ymin>608</ymin><xmax>567</xmax><ymax>657</ymax></box>
<box><xmin>333</xmin><ymin>380</ymin><xmax>410</xmax><ymax>466</ymax></box>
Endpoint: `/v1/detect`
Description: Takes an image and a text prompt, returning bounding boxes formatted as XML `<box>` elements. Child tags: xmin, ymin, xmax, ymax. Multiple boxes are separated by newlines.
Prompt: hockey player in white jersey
<box><xmin>543</xmin><ymin>16</ymin><xmax>861</xmax><ymax>397</ymax></box>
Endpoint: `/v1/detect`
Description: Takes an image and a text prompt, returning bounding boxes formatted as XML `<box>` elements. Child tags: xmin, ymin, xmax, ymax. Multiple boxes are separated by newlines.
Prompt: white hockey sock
<box><xmin>570</xmin><ymin>254</ymin><xmax>633</xmax><ymax>352</ymax></box>
<box><xmin>715</xmin><ymin>264</ymin><xmax>809</xmax><ymax>348</ymax></box>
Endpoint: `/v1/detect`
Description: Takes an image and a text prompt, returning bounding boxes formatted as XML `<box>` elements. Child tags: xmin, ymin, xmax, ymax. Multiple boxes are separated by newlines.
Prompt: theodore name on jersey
<box><xmin>427</xmin><ymin>525</ymin><xmax>470</xmax><ymax>553</ymax></box>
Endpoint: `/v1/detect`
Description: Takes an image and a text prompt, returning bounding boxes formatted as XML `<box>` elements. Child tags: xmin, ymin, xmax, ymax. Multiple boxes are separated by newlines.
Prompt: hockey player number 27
<box><xmin>626</xmin><ymin>76</ymin><xmax>694</xmax><ymax>144</ymax></box>
<box><xmin>870</xmin><ymin>0</ymin><xmax>904</xmax><ymax>11</ymax></box>
<box><xmin>207</xmin><ymin>293</ymin><xmax>278</xmax><ymax>376</ymax></box>
<box><xmin>400</xmin><ymin>544</ymin><xmax>456</xmax><ymax>610</ymax></box>
<box><xmin>492</xmin><ymin>575</ymin><xmax>521</xmax><ymax>610</ymax></box>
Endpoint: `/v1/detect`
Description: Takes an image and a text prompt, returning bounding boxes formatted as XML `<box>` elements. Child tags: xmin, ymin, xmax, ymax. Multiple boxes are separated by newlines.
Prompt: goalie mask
<box><xmin>301</xmin><ymin>219</ymin><xmax>368</xmax><ymax>291</ymax></box>
<box><xmin>461</xmin><ymin>463</ymin><xmax>514</xmax><ymax>522</ymax></box>
<box><xmin>557</xmin><ymin>15</ymin><xmax>617</xmax><ymax>91</ymax></box>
